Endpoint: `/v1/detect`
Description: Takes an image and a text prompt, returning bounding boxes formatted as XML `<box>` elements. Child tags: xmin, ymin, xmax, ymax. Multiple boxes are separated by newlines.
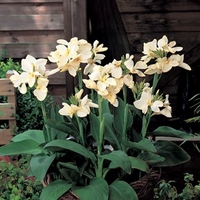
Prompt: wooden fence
<box><xmin>0</xmin><ymin>72</ymin><xmax>16</xmax><ymax>145</ymax></box>
<box><xmin>0</xmin><ymin>0</ymin><xmax>87</xmax><ymax>100</ymax></box>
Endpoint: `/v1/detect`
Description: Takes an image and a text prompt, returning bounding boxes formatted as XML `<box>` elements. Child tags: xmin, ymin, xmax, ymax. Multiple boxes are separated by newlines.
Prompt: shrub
<box><xmin>0</xmin><ymin>156</ymin><xmax>43</xmax><ymax>200</ymax></box>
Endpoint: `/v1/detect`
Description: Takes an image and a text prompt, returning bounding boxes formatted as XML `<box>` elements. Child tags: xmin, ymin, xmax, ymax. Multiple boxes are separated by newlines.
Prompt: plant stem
<box><xmin>40</xmin><ymin>101</ymin><xmax>50</xmax><ymax>142</ymax></box>
<box><xmin>77</xmin><ymin>69</ymin><xmax>83</xmax><ymax>90</ymax></box>
<box><xmin>123</xmin><ymin>85</ymin><xmax>127</xmax><ymax>104</ymax></box>
<box><xmin>141</xmin><ymin>112</ymin><xmax>151</xmax><ymax>138</ymax></box>
<box><xmin>152</xmin><ymin>73</ymin><xmax>162</xmax><ymax>94</ymax></box>
<box><xmin>75</xmin><ymin>115</ymin><xmax>85</xmax><ymax>146</ymax></box>
<box><xmin>121</xmin><ymin>104</ymin><xmax>129</xmax><ymax>151</ymax></box>
<box><xmin>96</xmin><ymin>95</ymin><xmax>105</xmax><ymax>178</ymax></box>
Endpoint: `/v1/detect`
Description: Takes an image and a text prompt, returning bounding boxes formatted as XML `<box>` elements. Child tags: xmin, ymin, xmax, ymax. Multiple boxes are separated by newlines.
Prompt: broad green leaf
<box><xmin>12</xmin><ymin>130</ymin><xmax>45</xmax><ymax>144</ymax></box>
<box><xmin>90</xmin><ymin>112</ymin><xmax>100</xmax><ymax>142</ymax></box>
<box><xmin>138</xmin><ymin>151</ymin><xmax>165</xmax><ymax>165</ymax></box>
<box><xmin>109</xmin><ymin>180</ymin><xmax>138</xmax><ymax>200</ymax></box>
<box><xmin>30</xmin><ymin>153</ymin><xmax>56</xmax><ymax>181</ymax></box>
<box><xmin>123</xmin><ymin>138</ymin><xmax>156</xmax><ymax>153</ymax></box>
<box><xmin>44</xmin><ymin>139</ymin><xmax>96</xmax><ymax>163</ymax></box>
<box><xmin>59</xmin><ymin>168</ymin><xmax>80</xmax><ymax>183</ymax></box>
<box><xmin>59</xmin><ymin>162</ymin><xmax>94</xmax><ymax>179</ymax></box>
<box><xmin>109</xmin><ymin>156</ymin><xmax>149</xmax><ymax>173</ymax></box>
<box><xmin>102</xmin><ymin>98</ymin><xmax>110</xmax><ymax>114</ymax></box>
<box><xmin>40</xmin><ymin>179</ymin><xmax>72</xmax><ymax>200</ymax></box>
<box><xmin>0</xmin><ymin>140</ymin><xmax>42</xmax><ymax>156</ymax></box>
<box><xmin>150</xmin><ymin>126</ymin><xmax>193</xmax><ymax>139</ymax></box>
<box><xmin>48</xmin><ymin>104</ymin><xmax>64</xmax><ymax>121</ymax></box>
<box><xmin>103</xmin><ymin>113</ymin><xmax>121</xmax><ymax>150</ymax></box>
<box><xmin>152</xmin><ymin>140</ymin><xmax>191</xmax><ymax>167</ymax></box>
<box><xmin>101</xmin><ymin>150</ymin><xmax>131</xmax><ymax>174</ymax></box>
<box><xmin>46</xmin><ymin>119</ymin><xmax>79</xmax><ymax>139</ymax></box>
<box><xmin>129</xmin><ymin>156</ymin><xmax>149</xmax><ymax>172</ymax></box>
<box><xmin>73</xmin><ymin>178</ymin><xmax>109</xmax><ymax>200</ymax></box>
<box><xmin>113</xmin><ymin>98</ymin><xmax>133</xmax><ymax>136</ymax></box>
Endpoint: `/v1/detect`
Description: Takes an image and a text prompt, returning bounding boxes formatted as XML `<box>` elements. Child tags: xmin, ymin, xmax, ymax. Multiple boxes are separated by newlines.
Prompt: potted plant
<box><xmin>0</xmin><ymin>35</ymin><xmax>194</xmax><ymax>200</ymax></box>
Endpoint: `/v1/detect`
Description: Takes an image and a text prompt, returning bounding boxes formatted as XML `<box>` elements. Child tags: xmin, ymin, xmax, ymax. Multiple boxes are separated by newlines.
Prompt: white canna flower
<box><xmin>157</xmin><ymin>35</ymin><xmax>183</xmax><ymax>53</ymax></box>
<box><xmin>21</xmin><ymin>55</ymin><xmax>44</xmax><ymax>87</ymax></box>
<box><xmin>59</xmin><ymin>89</ymin><xmax>98</xmax><ymax>118</ymax></box>
<box><xmin>59</xmin><ymin>103</ymin><xmax>80</xmax><ymax>118</ymax></box>
<box><xmin>33</xmin><ymin>77</ymin><xmax>49</xmax><ymax>101</ymax></box>
<box><xmin>134</xmin><ymin>89</ymin><xmax>163</xmax><ymax>114</ymax></box>
<box><xmin>153</xmin><ymin>94</ymin><xmax>172</xmax><ymax>118</ymax></box>
<box><xmin>110</xmin><ymin>59</ymin><xmax>123</xmax><ymax>79</ymax></box>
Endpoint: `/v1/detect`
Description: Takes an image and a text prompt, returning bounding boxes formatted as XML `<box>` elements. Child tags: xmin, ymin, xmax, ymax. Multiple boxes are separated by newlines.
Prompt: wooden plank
<box><xmin>0</xmin><ymin>103</ymin><xmax>16</xmax><ymax>120</ymax></box>
<box><xmin>63</xmin><ymin>0</ymin><xmax>72</xmax><ymax>40</ymax></box>
<box><xmin>155</xmin><ymin>136</ymin><xmax>200</xmax><ymax>142</ymax></box>
<box><xmin>71</xmin><ymin>0</ymin><xmax>87</xmax><ymax>39</ymax></box>
<box><xmin>0</xmin><ymin>15</ymin><xmax>64</xmax><ymax>31</ymax></box>
<box><xmin>63</xmin><ymin>0</ymin><xmax>87</xmax><ymax>97</ymax></box>
<box><xmin>48</xmin><ymin>86</ymin><xmax>67</xmax><ymax>105</ymax></box>
<box><xmin>63</xmin><ymin>0</ymin><xmax>87</xmax><ymax>39</ymax></box>
<box><xmin>0</xmin><ymin>79</ymin><xmax>15</xmax><ymax>96</ymax></box>
<box><xmin>116</xmin><ymin>0</ymin><xmax>200</xmax><ymax>13</ymax></box>
<box><xmin>0</xmin><ymin>3</ymin><xmax>63</xmax><ymax>15</ymax></box>
<box><xmin>46</xmin><ymin>64</ymin><xmax>66</xmax><ymax>85</ymax></box>
<box><xmin>0</xmin><ymin>30</ymin><xmax>64</xmax><ymax>44</ymax></box>
<box><xmin>0</xmin><ymin>0</ymin><xmax>62</xmax><ymax>3</ymax></box>
<box><xmin>122</xmin><ymin>12</ymin><xmax>200</xmax><ymax>33</ymax></box>
<box><xmin>0</xmin><ymin>129</ymin><xmax>14</xmax><ymax>145</ymax></box>
<box><xmin>184</xmin><ymin>44</ymin><xmax>200</xmax><ymax>66</ymax></box>
<box><xmin>0</xmin><ymin>43</ymin><xmax>58</xmax><ymax>58</ymax></box>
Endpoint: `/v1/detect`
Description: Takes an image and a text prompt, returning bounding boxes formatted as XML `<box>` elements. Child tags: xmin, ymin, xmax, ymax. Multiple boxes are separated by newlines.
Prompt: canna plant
<box><xmin>0</xmin><ymin>35</ymin><xmax>194</xmax><ymax>200</ymax></box>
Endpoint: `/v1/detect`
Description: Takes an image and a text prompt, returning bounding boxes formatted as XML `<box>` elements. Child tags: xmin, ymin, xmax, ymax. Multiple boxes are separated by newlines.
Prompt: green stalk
<box><xmin>141</xmin><ymin>112</ymin><xmax>151</xmax><ymax>138</ymax></box>
<box><xmin>40</xmin><ymin>101</ymin><xmax>50</xmax><ymax>142</ymax></box>
<box><xmin>123</xmin><ymin>85</ymin><xmax>127</xmax><ymax>104</ymax></box>
<box><xmin>77</xmin><ymin>69</ymin><xmax>83</xmax><ymax>90</ymax></box>
<box><xmin>121</xmin><ymin>104</ymin><xmax>129</xmax><ymax>151</ymax></box>
<box><xmin>75</xmin><ymin>115</ymin><xmax>85</xmax><ymax>146</ymax></box>
<box><xmin>96</xmin><ymin>95</ymin><xmax>105</xmax><ymax>178</ymax></box>
<box><xmin>152</xmin><ymin>73</ymin><xmax>162</xmax><ymax>94</ymax></box>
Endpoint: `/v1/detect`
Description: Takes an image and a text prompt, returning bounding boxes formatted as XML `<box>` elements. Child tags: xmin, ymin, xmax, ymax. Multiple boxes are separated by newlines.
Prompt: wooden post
<box><xmin>63</xmin><ymin>0</ymin><xmax>88</xmax><ymax>97</ymax></box>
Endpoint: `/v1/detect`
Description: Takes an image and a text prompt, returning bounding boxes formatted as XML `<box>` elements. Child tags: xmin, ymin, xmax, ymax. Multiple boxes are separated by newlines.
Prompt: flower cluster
<box><xmin>10</xmin><ymin>35</ymin><xmax>191</xmax><ymax>118</ymax></box>
<box><xmin>10</xmin><ymin>55</ymin><xmax>59</xmax><ymax>101</ymax></box>
<box><xmin>134</xmin><ymin>86</ymin><xmax>172</xmax><ymax>117</ymax></box>
<box><xmin>141</xmin><ymin>35</ymin><xmax>190</xmax><ymax>74</ymax></box>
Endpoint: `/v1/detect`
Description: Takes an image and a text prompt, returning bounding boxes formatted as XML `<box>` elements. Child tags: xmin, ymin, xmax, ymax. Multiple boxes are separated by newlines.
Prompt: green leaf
<box><xmin>40</xmin><ymin>179</ymin><xmax>72</xmax><ymax>200</ymax></box>
<box><xmin>46</xmin><ymin>119</ymin><xmax>79</xmax><ymax>140</ymax></box>
<box><xmin>30</xmin><ymin>153</ymin><xmax>56</xmax><ymax>181</ymax></box>
<box><xmin>113</xmin><ymin>98</ymin><xmax>133</xmax><ymax>136</ymax></box>
<box><xmin>138</xmin><ymin>151</ymin><xmax>165</xmax><ymax>165</ymax></box>
<box><xmin>90</xmin><ymin>112</ymin><xmax>100</xmax><ymax>142</ymax></box>
<box><xmin>123</xmin><ymin>138</ymin><xmax>157</xmax><ymax>153</ymax></box>
<box><xmin>44</xmin><ymin>139</ymin><xmax>96</xmax><ymax>163</ymax></box>
<box><xmin>129</xmin><ymin>156</ymin><xmax>149</xmax><ymax>172</ymax></box>
<box><xmin>101</xmin><ymin>150</ymin><xmax>132</xmax><ymax>174</ymax></box>
<box><xmin>59</xmin><ymin>162</ymin><xmax>94</xmax><ymax>179</ymax></box>
<box><xmin>109</xmin><ymin>156</ymin><xmax>149</xmax><ymax>173</ymax></box>
<box><xmin>109</xmin><ymin>180</ymin><xmax>138</xmax><ymax>200</ymax></box>
<box><xmin>150</xmin><ymin>126</ymin><xmax>193</xmax><ymax>139</ymax></box>
<box><xmin>0</xmin><ymin>140</ymin><xmax>42</xmax><ymax>156</ymax></box>
<box><xmin>103</xmin><ymin>113</ymin><xmax>121</xmax><ymax>149</ymax></box>
<box><xmin>152</xmin><ymin>140</ymin><xmax>191</xmax><ymax>167</ymax></box>
<box><xmin>12</xmin><ymin>130</ymin><xmax>45</xmax><ymax>144</ymax></box>
<box><xmin>73</xmin><ymin>178</ymin><xmax>109</xmax><ymax>200</ymax></box>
